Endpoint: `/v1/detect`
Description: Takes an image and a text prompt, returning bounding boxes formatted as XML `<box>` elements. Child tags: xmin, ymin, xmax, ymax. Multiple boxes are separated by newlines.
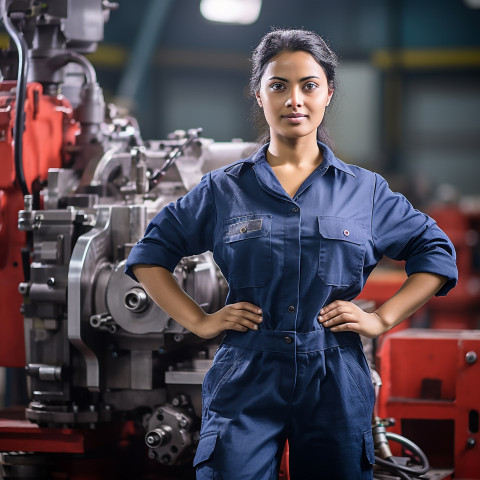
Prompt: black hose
<box><xmin>385</xmin><ymin>458</ymin><xmax>413</xmax><ymax>480</ymax></box>
<box><xmin>375</xmin><ymin>432</ymin><xmax>430</xmax><ymax>477</ymax></box>
<box><xmin>1</xmin><ymin>5</ymin><xmax>29</xmax><ymax>196</ymax></box>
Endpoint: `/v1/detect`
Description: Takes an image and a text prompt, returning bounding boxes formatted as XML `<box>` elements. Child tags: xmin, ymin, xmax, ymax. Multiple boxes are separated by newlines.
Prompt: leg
<box><xmin>288</xmin><ymin>343</ymin><xmax>375</xmax><ymax>480</ymax></box>
<box><xmin>195</xmin><ymin>345</ymin><xmax>292</xmax><ymax>480</ymax></box>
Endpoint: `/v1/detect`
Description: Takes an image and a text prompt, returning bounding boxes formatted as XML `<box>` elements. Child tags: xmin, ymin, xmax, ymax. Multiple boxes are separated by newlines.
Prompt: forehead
<box><xmin>262</xmin><ymin>50</ymin><xmax>326</xmax><ymax>80</ymax></box>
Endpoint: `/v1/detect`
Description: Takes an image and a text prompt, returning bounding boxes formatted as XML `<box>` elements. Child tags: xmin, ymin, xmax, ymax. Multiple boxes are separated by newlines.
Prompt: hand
<box><xmin>318</xmin><ymin>300</ymin><xmax>388</xmax><ymax>338</ymax></box>
<box><xmin>195</xmin><ymin>302</ymin><xmax>263</xmax><ymax>339</ymax></box>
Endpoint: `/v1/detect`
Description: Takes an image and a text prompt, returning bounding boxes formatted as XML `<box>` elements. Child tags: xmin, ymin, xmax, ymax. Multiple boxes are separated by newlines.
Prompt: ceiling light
<box><xmin>200</xmin><ymin>0</ymin><xmax>262</xmax><ymax>25</ymax></box>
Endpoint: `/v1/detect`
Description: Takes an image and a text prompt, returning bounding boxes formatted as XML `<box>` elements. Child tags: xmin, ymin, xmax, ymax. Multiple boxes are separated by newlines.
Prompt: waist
<box><xmin>222</xmin><ymin>328</ymin><xmax>360</xmax><ymax>354</ymax></box>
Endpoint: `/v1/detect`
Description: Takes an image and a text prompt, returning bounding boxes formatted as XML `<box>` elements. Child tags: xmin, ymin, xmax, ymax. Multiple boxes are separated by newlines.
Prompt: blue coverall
<box><xmin>125</xmin><ymin>142</ymin><xmax>458</xmax><ymax>480</ymax></box>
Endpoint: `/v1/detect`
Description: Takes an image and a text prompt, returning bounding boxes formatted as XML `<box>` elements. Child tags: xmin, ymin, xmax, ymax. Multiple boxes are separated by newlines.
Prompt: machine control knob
<box><xmin>465</xmin><ymin>351</ymin><xmax>478</xmax><ymax>365</ymax></box>
<box><xmin>124</xmin><ymin>287</ymin><xmax>149</xmax><ymax>313</ymax></box>
<box><xmin>145</xmin><ymin>425</ymin><xmax>173</xmax><ymax>448</ymax></box>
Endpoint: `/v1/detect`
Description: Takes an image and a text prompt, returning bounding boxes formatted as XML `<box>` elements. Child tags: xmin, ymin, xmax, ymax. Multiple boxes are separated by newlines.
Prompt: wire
<box><xmin>1</xmin><ymin>4</ymin><xmax>29</xmax><ymax>196</ymax></box>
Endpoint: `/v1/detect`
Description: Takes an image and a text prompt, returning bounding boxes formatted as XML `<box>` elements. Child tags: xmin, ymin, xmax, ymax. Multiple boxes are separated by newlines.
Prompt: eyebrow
<box><xmin>268</xmin><ymin>76</ymin><xmax>321</xmax><ymax>82</ymax></box>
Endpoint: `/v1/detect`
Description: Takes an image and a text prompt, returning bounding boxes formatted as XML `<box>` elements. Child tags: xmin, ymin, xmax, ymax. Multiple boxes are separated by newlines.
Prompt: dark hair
<box><xmin>250</xmin><ymin>28</ymin><xmax>338</xmax><ymax>148</ymax></box>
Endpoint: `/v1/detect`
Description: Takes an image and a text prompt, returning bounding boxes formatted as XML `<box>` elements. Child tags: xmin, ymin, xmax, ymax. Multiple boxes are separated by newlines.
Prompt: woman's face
<box><xmin>256</xmin><ymin>50</ymin><xmax>333</xmax><ymax>142</ymax></box>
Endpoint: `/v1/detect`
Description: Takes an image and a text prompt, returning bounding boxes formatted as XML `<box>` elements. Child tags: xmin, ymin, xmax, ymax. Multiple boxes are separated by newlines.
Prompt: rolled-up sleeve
<box><xmin>371</xmin><ymin>173</ymin><xmax>457</xmax><ymax>296</ymax></box>
<box><xmin>125</xmin><ymin>172</ymin><xmax>216</xmax><ymax>282</ymax></box>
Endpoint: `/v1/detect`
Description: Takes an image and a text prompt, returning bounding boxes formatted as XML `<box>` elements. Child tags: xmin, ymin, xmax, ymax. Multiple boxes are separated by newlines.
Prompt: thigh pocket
<box><xmin>223</xmin><ymin>214</ymin><xmax>272</xmax><ymax>288</ymax></box>
<box><xmin>318</xmin><ymin>216</ymin><xmax>366</xmax><ymax>287</ymax></box>
<box><xmin>341</xmin><ymin>344</ymin><xmax>375</xmax><ymax>411</ymax></box>
<box><xmin>202</xmin><ymin>345</ymin><xmax>247</xmax><ymax>416</ymax></box>
<box><xmin>363</xmin><ymin>429</ymin><xmax>375</xmax><ymax>467</ymax></box>
<box><xmin>194</xmin><ymin>431</ymin><xmax>218</xmax><ymax>467</ymax></box>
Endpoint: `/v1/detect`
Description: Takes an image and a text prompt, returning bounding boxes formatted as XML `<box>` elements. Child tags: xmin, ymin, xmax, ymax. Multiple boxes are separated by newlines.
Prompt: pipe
<box><xmin>48</xmin><ymin>51</ymin><xmax>97</xmax><ymax>85</ymax></box>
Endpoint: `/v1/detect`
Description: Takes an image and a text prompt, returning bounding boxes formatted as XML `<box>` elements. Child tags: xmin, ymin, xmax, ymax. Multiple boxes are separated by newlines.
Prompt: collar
<box><xmin>223</xmin><ymin>145</ymin><xmax>265</xmax><ymax>177</ymax></box>
<box><xmin>318</xmin><ymin>142</ymin><xmax>356</xmax><ymax>177</ymax></box>
<box><xmin>223</xmin><ymin>142</ymin><xmax>356</xmax><ymax>178</ymax></box>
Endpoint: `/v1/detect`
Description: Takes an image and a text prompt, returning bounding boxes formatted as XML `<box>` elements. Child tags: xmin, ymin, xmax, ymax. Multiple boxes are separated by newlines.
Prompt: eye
<box><xmin>269</xmin><ymin>82</ymin><xmax>285</xmax><ymax>91</ymax></box>
<box><xmin>304</xmin><ymin>82</ymin><xmax>319</xmax><ymax>91</ymax></box>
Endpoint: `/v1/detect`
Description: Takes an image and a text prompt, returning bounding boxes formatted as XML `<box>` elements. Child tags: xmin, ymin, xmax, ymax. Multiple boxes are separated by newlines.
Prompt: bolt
<box><xmin>160</xmin><ymin>454</ymin><xmax>171</xmax><ymax>465</ymax></box>
<box><xmin>178</xmin><ymin>417</ymin><xmax>188</xmax><ymax>429</ymax></box>
<box><xmin>173</xmin><ymin>334</ymin><xmax>184</xmax><ymax>343</ymax></box>
<box><xmin>18</xmin><ymin>282</ymin><xmax>29</xmax><ymax>295</ymax></box>
<box><xmin>47</xmin><ymin>277</ymin><xmax>55</xmax><ymax>287</ymax></box>
<box><xmin>466</xmin><ymin>351</ymin><xmax>478</xmax><ymax>365</ymax></box>
<box><xmin>466</xmin><ymin>437</ymin><xmax>476</xmax><ymax>449</ymax></box>
<box><xmin>148</xmin><ymin>450</ymin><xmax>157</xmax><ymax>460</ymax></box>
<box><xmin>24</xmin><ymin>195</ymin><xmax>33</xmax><ymax>211</ymax></box>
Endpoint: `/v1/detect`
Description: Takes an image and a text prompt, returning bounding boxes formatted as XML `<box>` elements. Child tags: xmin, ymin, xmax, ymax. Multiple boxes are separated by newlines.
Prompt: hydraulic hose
<box><xmin>375</xmin><ymin>432</ymin><xmax>430</xmax><ymax>477</ymax></box>
<box><xmin>1</xmin><ymin>3</ymin><xmax>29</xmax><ymax>196</ymax></box>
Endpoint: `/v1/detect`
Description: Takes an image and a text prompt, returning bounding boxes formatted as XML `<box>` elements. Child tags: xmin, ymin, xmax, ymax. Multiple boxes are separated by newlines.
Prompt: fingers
<box><xmin>230</xmin><ymin>302</ymin><xmax>262</xmax><ymax>315</ymax></box>
<box><xmin>319</xmin><ymin>301</ymin><xmax>350</xmax><ymax>325</ymax></box>
<box><xmin>223</xmin><ymin>302</ymin><xmax>263</xmax><ymax>332</ymax></box>
<box><xmin>318</xmin><ymin>301</ymin><xmax>361</xmax><ymax>332</ymax></box>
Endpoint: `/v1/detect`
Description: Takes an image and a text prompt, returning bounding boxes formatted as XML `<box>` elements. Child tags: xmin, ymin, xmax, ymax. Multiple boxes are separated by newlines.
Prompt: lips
<box><xmin>283</xmin><ymin>113</ymin><xmax>307</xmax><ymax>118</ymax></box>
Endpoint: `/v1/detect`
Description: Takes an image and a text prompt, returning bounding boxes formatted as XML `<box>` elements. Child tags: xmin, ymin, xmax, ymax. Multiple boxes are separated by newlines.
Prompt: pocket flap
<box><xmin>193</xmin><ymin>431</ymin><xmax>218</xmax><ymax>467</ymax></box>
<box><xmin>224</xmin><ymin>215</ymin><xmax>271</xmax><ymax>243</ymax></box>
<box><xmin>318</xmin><ymin>216</ymin><xmax>366</xmax><ymax>245</ymax></box>
<box><xmin>363</xmin><ymin>429</ymin><xmax>375</xmax><ymax>465</ymax></box>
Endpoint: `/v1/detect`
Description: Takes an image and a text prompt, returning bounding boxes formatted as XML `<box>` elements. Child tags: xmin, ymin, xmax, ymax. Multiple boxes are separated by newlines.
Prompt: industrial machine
<box><xmin>0</xmin><ymin>0</ymin><xmax>255</xmax><ymax>477</ymax></box>
<box><xmin>0</xmin><ymin>1</ymin><xmax>478</xmax><ymax>479</ymax></box>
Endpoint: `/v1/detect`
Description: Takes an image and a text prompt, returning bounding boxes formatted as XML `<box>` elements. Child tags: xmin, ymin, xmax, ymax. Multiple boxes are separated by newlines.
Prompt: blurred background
<box><xmin>88</xmin><ymin>0</ymin><xmax>480</xmax><ymax>206</ymax></box>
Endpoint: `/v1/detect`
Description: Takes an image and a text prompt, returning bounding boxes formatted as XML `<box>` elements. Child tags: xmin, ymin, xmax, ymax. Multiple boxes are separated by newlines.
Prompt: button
<box><xmin>239</xmin><ymin>226</ymin><xmax>247</xmax><ymax>233</ymax></box>
<box><xmin>283</xmin><ymin>336</ymin><xmax>293</xmax><ymax>344</ymax></box>
<box><xmin>288</xmin><ymin>305</ymin><xmax>296</xmax><ymax>313</ymax></box>
<box><xmin>292</xmin><ymin>207</ymin><xmax>299</xmax><ymax>213</ymax></box>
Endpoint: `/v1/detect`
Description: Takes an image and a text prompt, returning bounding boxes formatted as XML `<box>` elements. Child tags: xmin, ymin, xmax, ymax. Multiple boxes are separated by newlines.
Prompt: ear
<box><xmin>255</xmin><ymin>90</ymin><xmax>263</xmax><ymax>108</ymax></box>
<box><xmin>326</xmin><ymin>88</ymin><xmax>334</xmax><ymax>106</ymax></box>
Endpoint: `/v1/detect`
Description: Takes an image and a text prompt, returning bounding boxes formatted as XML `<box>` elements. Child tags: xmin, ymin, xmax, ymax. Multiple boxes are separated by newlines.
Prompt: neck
<box><xmin>267</xmin><ymin>133</ymin><xmax>321</xmax><ymax>168</ymax></box>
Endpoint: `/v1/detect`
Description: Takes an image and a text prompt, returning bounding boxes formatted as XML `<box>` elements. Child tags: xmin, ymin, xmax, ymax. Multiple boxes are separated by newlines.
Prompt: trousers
<box><xmin>193</xmin><ymin>328</ymin><xmax>375</xmax><ymax>480</ymax></box>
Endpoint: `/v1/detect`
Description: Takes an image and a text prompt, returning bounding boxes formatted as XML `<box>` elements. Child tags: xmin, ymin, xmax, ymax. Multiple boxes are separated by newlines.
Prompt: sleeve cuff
<box><xmin>405</xmin><ymin>252</ymin><xmax>458</xmax><ymax>297</ymax></box>
<box><xmin>124</xmin><ymin>242</ymin><xmax>180</xmax><ymax>282</ymax></box>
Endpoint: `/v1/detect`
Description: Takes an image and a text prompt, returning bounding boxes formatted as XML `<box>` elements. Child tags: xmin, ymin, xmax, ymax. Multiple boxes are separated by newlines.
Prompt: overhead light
<box><xmin>464</xmin><ymin>0</ymin><xmax>480</xmax><ymax>7</ymax></box>
<box><xmin>200</xmin><ymin>0</ymin><xmax>262</xmax><ymax>25</ymax></box>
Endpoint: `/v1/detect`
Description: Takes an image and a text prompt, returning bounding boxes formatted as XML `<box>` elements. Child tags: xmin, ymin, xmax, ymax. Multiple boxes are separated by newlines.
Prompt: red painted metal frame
<box><xmin>0</xmin><ymin>81</ymin><xmax>78</xmax><ymax>367</ymax></box>
<box><xmin>377</xmin><ymin>329</ymin><xmax>480</xmax><ymax>480</ymax></box>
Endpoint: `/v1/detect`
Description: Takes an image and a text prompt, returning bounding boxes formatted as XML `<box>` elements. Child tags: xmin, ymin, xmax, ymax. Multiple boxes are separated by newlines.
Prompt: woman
<box><xmin>125</xmin><ymin>29</ymin><xmax>457</xmax><ymax>480</ymax></box>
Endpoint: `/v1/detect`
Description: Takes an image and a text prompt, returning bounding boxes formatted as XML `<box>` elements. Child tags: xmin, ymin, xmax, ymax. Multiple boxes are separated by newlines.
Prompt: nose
<box><xmin>286</xmin><ymin>87</ymin><xmax>304</xmax><ymax>108</ymax></box>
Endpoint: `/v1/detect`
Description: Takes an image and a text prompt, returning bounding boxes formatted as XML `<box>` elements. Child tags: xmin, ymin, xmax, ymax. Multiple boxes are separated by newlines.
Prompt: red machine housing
<box><xmin>0</xmin><ymin>81</ymin><xmax>78</xmax><ymax>367</ymax></box>
<box><xmin>377</xmin><ymin>329</ymin><xmax>480</xmax><ymax>480</ymax></box>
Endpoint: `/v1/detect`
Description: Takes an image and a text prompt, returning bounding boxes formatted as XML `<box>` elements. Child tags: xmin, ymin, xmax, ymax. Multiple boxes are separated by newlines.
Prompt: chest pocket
<box><xmin>223</xmin><ymin>214</ymin><xmax>272</xmax><ymax>288</ymax></box>
<box><xmin>318</xmin><ymin>216</ymin><xmax>366</xmax><ymax>287</ymax></box>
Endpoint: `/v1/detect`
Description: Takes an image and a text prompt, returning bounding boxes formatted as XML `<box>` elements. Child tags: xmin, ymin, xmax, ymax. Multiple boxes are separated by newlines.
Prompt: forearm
<box><xmin>374</xmin><ymin>272</ymin><xmax>447</xmax><ymax>332</ymax></box>
<box><xmin>132</xmin><ymin>264</ymin><xmax>263</xmax><ymax>340</ymax></box>
<box><xmin>132</xmin><ymin>264</ymin><xmax>206</xmax><ymax>334</ymax></box>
